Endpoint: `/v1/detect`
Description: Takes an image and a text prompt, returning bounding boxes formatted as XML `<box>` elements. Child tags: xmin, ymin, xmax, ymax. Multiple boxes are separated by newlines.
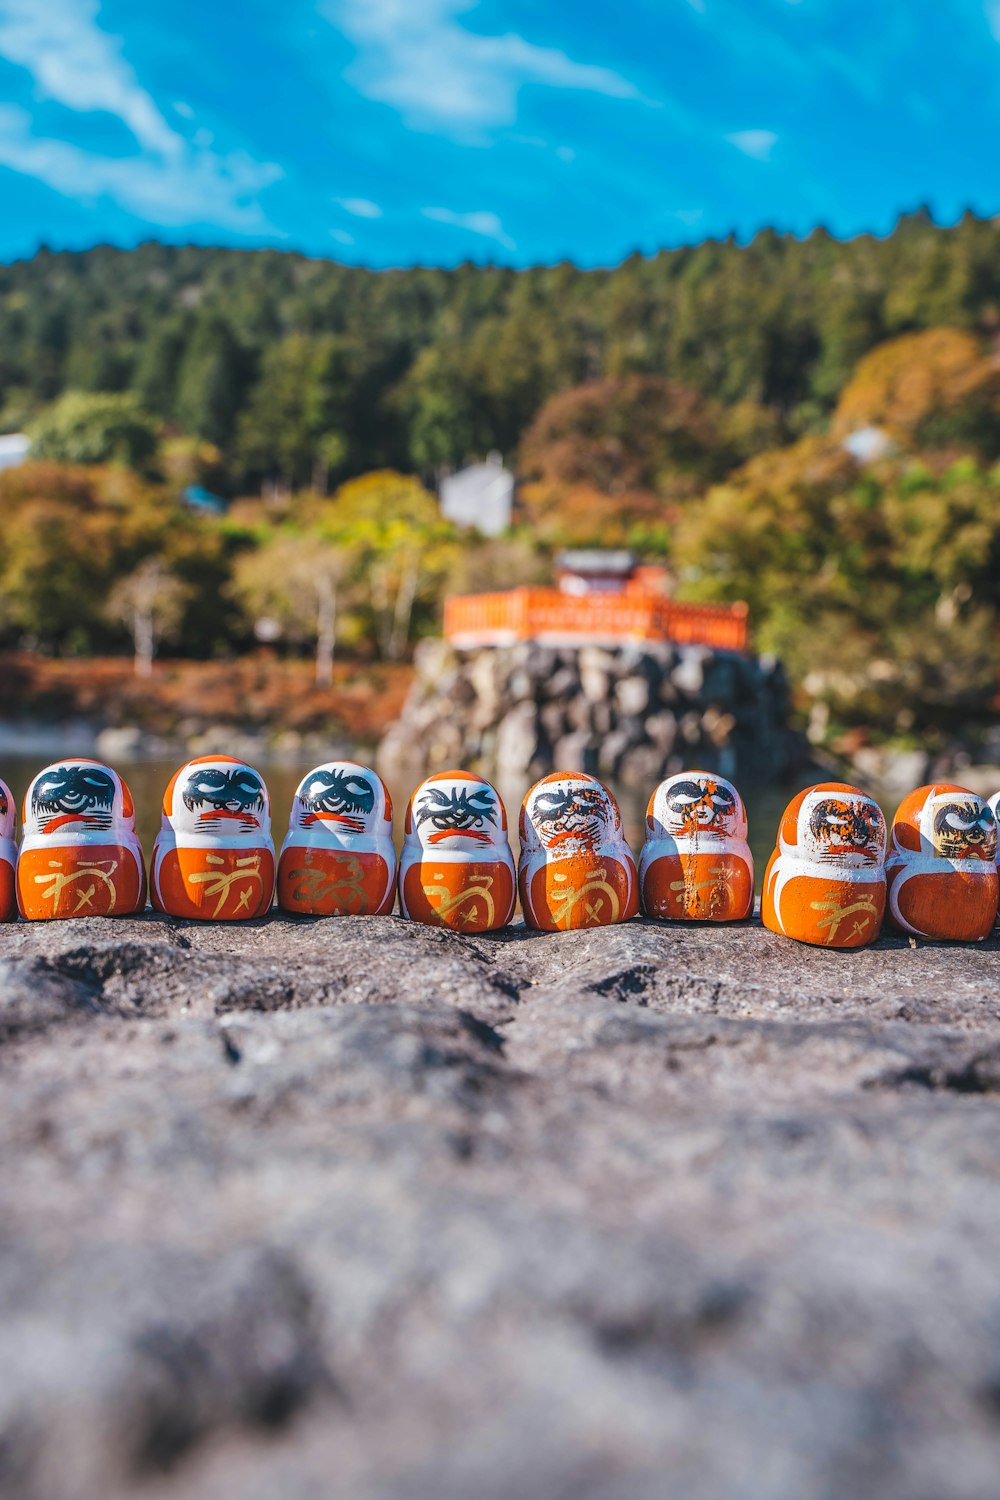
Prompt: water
<box><xmin>0</xmin><ymin>753</ymin><xmax>816</xmax><ymax>890</ymax></box>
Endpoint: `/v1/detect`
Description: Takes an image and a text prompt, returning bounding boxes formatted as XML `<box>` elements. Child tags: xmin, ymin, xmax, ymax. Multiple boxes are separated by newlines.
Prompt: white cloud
<box><xmin>987</xmin><ymin>0</ymin><xmax>1000</xmax><ymax>40</ymax></box>
<box><xmin>0</xmin><ymin>104</ymin><xmax>280</xmax><ymax>230</ymax></box>
<box><xmin>0</xmin><ymin>0</ymin><xmax>179</xmax><ymax>157</ymax></box>
<box><xmin>325</xmin><ymin>0</ymin><xmax>646</xmax><ymax>136</ymax></box>
<box><xmin>0</xmin><ymin>0</ymin><xmax>281</xmax><ymax>231</ymax></box>
<box><xmin>422</xmin><ymin>205</ymin><xmax>515</xmax><ymax>251</ymax></box>
<box><xmin>330</xmin><ymin>227</ymin><xmax>354</xmax><ymax>244</ymax></box>
<box><xmin>726</xmin><ymin>128</ymin><xmax>778</xmax><ymax>160</ymax></box>
<box><xmin>555</xmin><ymin>145</ymin><xmax>575</xmax><ymax>162</ymax></box>
<box><xmin>336</xmin><ymin>196</ymin><xmax>382</xmax><ymax>218</ymax></box>
<box><xmin>669</xmin><ymin>208</ymin><xmax>704</xmax><ymax>226</ymax></box>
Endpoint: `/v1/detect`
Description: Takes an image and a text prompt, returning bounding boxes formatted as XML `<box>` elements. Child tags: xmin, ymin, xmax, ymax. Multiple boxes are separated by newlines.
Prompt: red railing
<box><xmin>444</xmin><ymin>588</ymin><xmax>749</xmax><ymax>652</ymax></box>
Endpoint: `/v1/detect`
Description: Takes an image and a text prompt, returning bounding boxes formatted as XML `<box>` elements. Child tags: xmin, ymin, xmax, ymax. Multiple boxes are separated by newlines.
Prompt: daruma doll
<box><xmin>278</xmin><ymin>760</ymin><xmax>396</xmax><ymax>917</ymax></box>
<box><xmin>761</xmin><ymin>782</ymin><xmax>886</xmax><ymax>948</ymax></box>
<box><xmin>639</xmin><ymin>771</ymin><xmax>753</xmax><ymax>922</ymax></box>
<box><xmin>885</xmin><ymin>784</ymin><xmax>998</xmax><ymax>942</ymax></box>
<box><xmin>990</xmin><ymin>791</ymin><xmax>1000</xmax><ymax>925</ymax></box>
<box><xmin>151</xmin><ymin>756</ymin><xmax>275</xmax><ymax>920</ymax></box>
<box><xmin>17</xmin><ymin>759</ymin><xmax>146</xmax><ymax>921</ymax></box>
<box><xmin>0</xmin><ymin>776</ymin><xmax>18</xmax><ymax>922</ymax></box>
<box><xmin>518</xmin><ymin>771</ymin><xmax>638</xmax><ymax>932</ymax></box>
<box><xmin>399</xmin><ymin>770</ymin><xmax>515</xmax><ymax>932</ymax></box>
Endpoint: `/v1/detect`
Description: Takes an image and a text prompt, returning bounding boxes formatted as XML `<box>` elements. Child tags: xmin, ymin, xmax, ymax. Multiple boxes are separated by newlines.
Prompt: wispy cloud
<box><xmin>726</xmin><ymin>129</ymin><xmax>778</xmax><ymax>161</ymax></box>
<box><xmin>987</xmin><ymin>0</ymin><xmax>1000</xmax><ymax>41</ymax></box>
<box><xmin>325</xmin><ymin>0</ymin><xmax>647</xmax><ymax>136</ymax></box>
<box><xmin>0</xmin><ymin>105</ymin><xmax>280</xmax><ymax>229</ymax></box>
<box><xmin>0</xmin><ymin>0</ymin><xmax>280</xmax><ymax>230</ymax></box>
<box><xmin>330</xmin><ymin>227</ymin><xmax>354</xmax><ymax>244</ymax></box>
<box><xmin>335</xmin><ymin>196</ymin><xmax>382</xmax><ymax>218</ymax></box>
<box><xmin>0</xmin><ymin>0</ymin><xmax>179</xmax><ymax>157</ymax></box>
<box><xmin>422</xmin><ymin>205</ymin><xmax>515</xmax><ymax>251</ymax></box>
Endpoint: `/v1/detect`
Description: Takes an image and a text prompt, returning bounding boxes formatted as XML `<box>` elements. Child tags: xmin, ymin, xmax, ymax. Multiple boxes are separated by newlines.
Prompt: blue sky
<box><xmin>1</xmin><ymin>0</ymin><xmax>999</xmax><ymax>268</ymax></box>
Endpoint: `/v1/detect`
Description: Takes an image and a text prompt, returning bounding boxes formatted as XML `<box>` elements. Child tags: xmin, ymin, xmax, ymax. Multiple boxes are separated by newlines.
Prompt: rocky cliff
<box><xmin>377</xmin><ymin>640</ymin><xmax>800</xmax><ymax>789</ymax></box>
<box><xmin>2</xmin><ymin>912</ymin><xmax>1000</xmax><ymax>1499</ymax></box>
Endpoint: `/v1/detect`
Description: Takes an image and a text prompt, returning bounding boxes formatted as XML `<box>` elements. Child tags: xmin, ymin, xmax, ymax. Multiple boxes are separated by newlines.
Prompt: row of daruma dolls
<box><xmin>0</xmin><ymin>756</ymin><xmax>998</xmax><ymax>946</ymax></box>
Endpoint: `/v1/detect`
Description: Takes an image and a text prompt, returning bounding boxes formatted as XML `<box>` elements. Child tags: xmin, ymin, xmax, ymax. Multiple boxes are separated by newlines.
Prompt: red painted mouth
<box><xmin>823</xmin><ymin>841</ymin><xmax>877</xmax><ymax>861</ymax></box>
<box><xmin>547</xmin><ymin>828</ymin><xmax>595</xmax><ymax>848</ymax></box>
<box><xmin>42</xmin><ymin>812</ymin><xmax>100</xmax><ymax>834</ymax></box>
<box><xmin>302</xmin><ymin>811</ymin><xmax>366</xmax><ymax>833</ymax></box>
<box><xmin>428</xmin><ymin>827</ymin><xmax>491</xmax><ymax>844</ymax></box>
<box><xmin>198</xmin><ymin>809</ymin><xmax>260</xmax><ymax>826</ymax></box>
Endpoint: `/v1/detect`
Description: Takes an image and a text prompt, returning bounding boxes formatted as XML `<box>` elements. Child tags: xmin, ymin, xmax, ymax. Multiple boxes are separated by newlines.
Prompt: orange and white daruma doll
<box><xmin>0</xmin><ymin>776</ymin><xmax>17</xmax><ymax>922</ymax></box>
<box><xmin>990</xmin><ymin>791</ymin><xmax>1000</xmax><ymax>924</ymax></box>
<box><xmin>761</xmin><ymin>782</ymin><xmax>886</xmax><ymax>948</ymax></box>
<box><xmin>17</xmin><ymin>760</ymin><xmax>146</xmax><ymax>921</ymax></box>
<box><xmin>639</xmin><ymin>771</ymin><xmax>753</xmax><ymax>922</ymax></box>
<box><xmin>151</xmin><ymin>756</ymin><xmax>275</xmax><ymax>920</ymax></box>
<box><xmin>518</xmin><ymin>771</ymin><xmax>638</xmax><ymax>932</ymax></box>
<box><xmin>885</xmin><ymin>784</ymin><xmax>998</xmax><ymax>942</ymax></box>
<box><xmin>278</xmin><ymin>761</ymin><xmax>396</xmax><ymax>916</ymax></box>
<box><xmin>399</xmin><ymin>770</ymin><xmax>515</xmax><ymax>931</ymax></box>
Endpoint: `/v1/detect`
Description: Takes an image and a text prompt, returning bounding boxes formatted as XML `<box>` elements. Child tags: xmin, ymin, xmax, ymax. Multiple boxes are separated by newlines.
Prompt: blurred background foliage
<box><xmin>2</xmin><ymin>212</ymin><xmax>1000</xmax><ymax>745</ymax></box>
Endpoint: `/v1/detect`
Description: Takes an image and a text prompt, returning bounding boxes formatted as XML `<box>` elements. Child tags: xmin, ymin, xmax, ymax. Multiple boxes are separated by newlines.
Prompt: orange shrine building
<box><xmin>444</xmin><ymin>551</ymin><xmax>749</xmax><ymax>653</ymax></box>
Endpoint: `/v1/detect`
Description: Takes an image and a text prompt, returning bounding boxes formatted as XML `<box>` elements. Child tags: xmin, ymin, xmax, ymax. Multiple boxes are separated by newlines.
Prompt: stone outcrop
<box><xmin>2</xmin><ymin>911</ymin><xmax>1000</xmax><ymax>1498</ymax></box>
<box><xmin>378</xmin><ymin>640</ymin><xmax>801</xmax><ymax>788</ymax></box>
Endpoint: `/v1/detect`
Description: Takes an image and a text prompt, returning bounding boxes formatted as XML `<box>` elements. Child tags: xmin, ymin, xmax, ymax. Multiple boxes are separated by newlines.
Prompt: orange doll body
<box><xmin>761</xmin><ymin>782</ymin><xmax>886</xmax><ymax>948</ymax></box>
<box><xmin>151</xmin><ymin>756</ymin><xmax>275</xmax><ymax>921</ymax></box>
<box><xmin>990</xmin><ymin>792</ymin><xmax>1000</xmax><ymax>925</ymax></box>
<box><xmin>639</xmin><ymin>771</ymin><xmax>753</xmax><ymax>922</ymax></box>
<box><xmin>399</xmin><ymin>771</ymin><xmax>515</xmax><ymax>932</ymax></box>
<box><xmin>885</xmin><ymin>784</ymin><xmax>998</xmax><ymax>942</ymax></box>
<box><xmin>0</xmin><ymin>777</ymin><xmax>17</xmax><ymax>922</ymax></box>
<box><xmin>278</xmin><ymin>761</ymin><xmax>396</xmax><ymax>916</ymax></box>
<box><xmin>518</xmin><ymin>772</ymin><xmax>638</xmax><ymax>932</ymax></box>
<box><xmin>16</xmin><ymin>760</ymin><xmax>146</xmax><ymax>921</ymax></box>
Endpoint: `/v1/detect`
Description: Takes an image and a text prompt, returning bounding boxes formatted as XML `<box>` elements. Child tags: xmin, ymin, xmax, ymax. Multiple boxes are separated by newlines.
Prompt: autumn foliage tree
<box><xmin>674</xmin><ymin>435</ymin><xmax>1000</xmax><ymax>735</ymax></box>
<box><xmin>833</xmin><ymin>328</ymin><xmax>1000</xmax><ymax>458</ymax></box>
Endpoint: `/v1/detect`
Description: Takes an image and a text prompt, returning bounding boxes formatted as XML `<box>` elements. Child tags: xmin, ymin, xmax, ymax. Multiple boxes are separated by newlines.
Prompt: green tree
<box><xmin>174</xmin><ymin>314</ymin><xmax>247</xmax><ymax>449</ymax></box>
<box><xmin>28</xmin><ymin>391</ymin><xmax>158</xmax><ymax>469</ymax></box>
<box><xmin>236</xmin><ymin>333</ymin><xmax>349</xmax><ymax>490</ymax></box>
<box><xmin>326</xmin><ymin>471</ymin><xmax>460</xmax><ymax>658</ymax></box>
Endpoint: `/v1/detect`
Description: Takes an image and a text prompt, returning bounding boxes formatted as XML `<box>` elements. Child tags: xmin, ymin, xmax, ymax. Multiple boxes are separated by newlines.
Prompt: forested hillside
<box><xmin>3</xmin><ymin>210</ymin><xmax>1000</xmax><ymax>490</ymax></box>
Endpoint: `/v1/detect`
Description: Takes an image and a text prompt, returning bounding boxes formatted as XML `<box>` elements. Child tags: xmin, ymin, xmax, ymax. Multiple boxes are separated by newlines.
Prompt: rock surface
<box><xmin>2</xmin><ymin>912</ymin><xmax>1000</xmax><ymax>1499</ymax></box>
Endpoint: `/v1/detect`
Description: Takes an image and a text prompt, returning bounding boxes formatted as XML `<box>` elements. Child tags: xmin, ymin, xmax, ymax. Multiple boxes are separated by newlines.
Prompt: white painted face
<box><xmin>0</xmin><ymin>777</ymin><xmax>14</xmax><ymax>842</ymax></box>
<box><xmin>23</xmin><ymin>760</ymin><xmax>135</xmax><ymax>842</ymax></box>
<box><xmin>648</xmin><ymin>772</ymin><xmax>746</xmax><ymax>842</ymax></box>
<box><xmin>165</xmin><ymin>758</ymin><xmax>270</xmax><ymax>841</ymax></box>
<box><xmin>522</xmin><ymin>774</ymin><xmax>621</xmax><ymax>855</ymax></box>
<box><xmin>406</xmin><ymin>773</ymin><xmax>508</xmax><ymax>856</ymax></box>
<box><xmin>795</xmin><ymin>788</ymin><xmax>886</xmax><ymax>867</ymax></box>
<box><xmin>920</xmin><ymin>791</ymin><xmax>997</xmax><ymax>861</ymax></box>
<box><xmin>288</xmin><ymin>762</ymin><xmax>390</xmax><ymax>840</ymax></box>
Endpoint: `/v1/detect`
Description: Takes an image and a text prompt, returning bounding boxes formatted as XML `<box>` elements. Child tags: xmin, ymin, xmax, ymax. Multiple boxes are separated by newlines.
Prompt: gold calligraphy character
<box><xmin>188</xmin><ymin>852</ymin><xmax>264</xmax><ymax>918</ymax></box>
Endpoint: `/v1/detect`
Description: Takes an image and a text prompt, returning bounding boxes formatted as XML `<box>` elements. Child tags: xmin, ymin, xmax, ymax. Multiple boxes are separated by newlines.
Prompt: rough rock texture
<box><xmin>2</xmin><ymin>912</ymin><xmax>1000</xmax><ymax>1500</ymax></box>
<box><xmin>378</xmin><ymin>640</ymin><xmax>802</xmax><ymax>788</ymax></box>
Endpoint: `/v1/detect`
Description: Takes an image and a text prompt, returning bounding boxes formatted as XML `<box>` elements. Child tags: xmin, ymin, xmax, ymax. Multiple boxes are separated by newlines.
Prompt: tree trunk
<box><xmin>134</xmin><ymin>605</ymin><xmax>154</xmax><ymax>678</ymax></box>
<box><xmin>315</xmin><ymin>575</ymin><xmax>336</xmax><ymax>687</ymax></box>
<box><xmin>371</xmin><ymin>566</ymin><xmax>393</xmax><ymax>660</ymax></box>
<box><xmin>388</xmin><ymin>557</ymin><xmax>420</xmax><ymax>662</ymax></box>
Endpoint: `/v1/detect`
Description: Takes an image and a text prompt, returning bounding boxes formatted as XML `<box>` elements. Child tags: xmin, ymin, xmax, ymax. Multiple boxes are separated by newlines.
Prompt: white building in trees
<box><xmin>439</xmin><ymin>452</ymin><xmax>514</xmax><ymax>536</ymax></box>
